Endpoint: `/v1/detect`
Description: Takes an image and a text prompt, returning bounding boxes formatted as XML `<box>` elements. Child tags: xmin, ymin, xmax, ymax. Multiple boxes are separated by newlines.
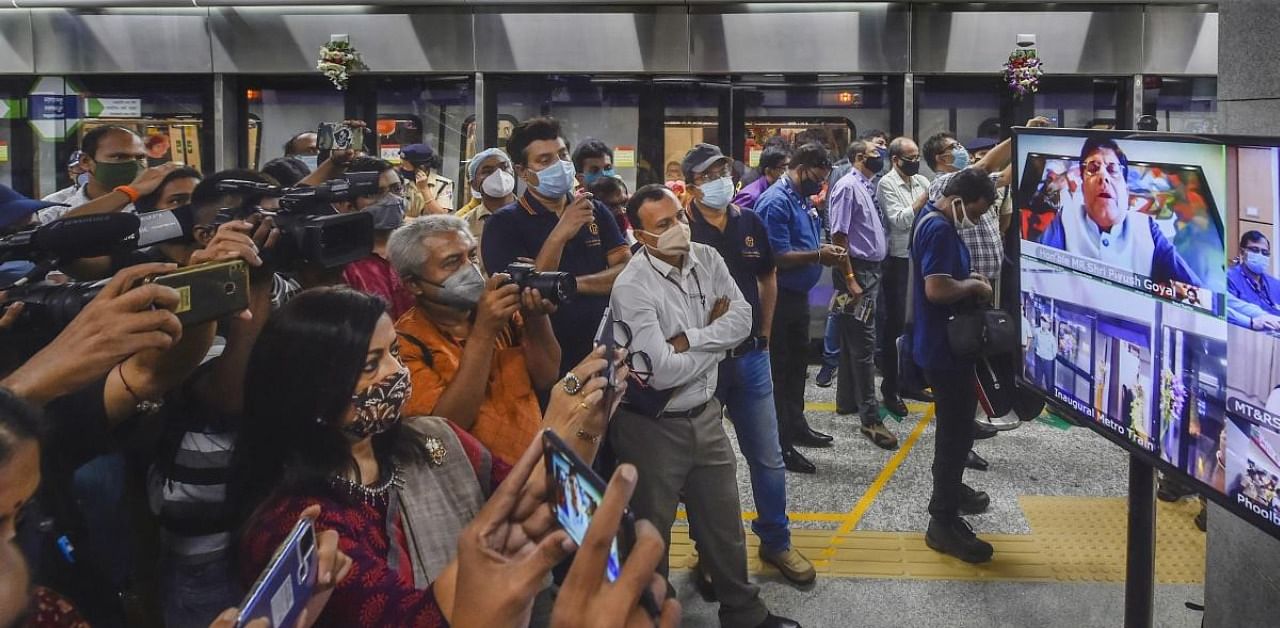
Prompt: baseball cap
<box><xmin>966</xmin><ymin>137</ymin><xmax>998</xmax><ymax>154</ymax></box>
<box><xmin>66</xmin><ymin>151</ymin><xmax>85</xmax><ymax>168</ymax></box>
<box><xmin>0</xmin><ymin>185</ymin><xmax>59</xmax><ymax>229</ymax></box>
<box><xmin>400</xmin><ymin>143</ymin><xmax>436</xmax><ymax>166</ymax></box>
<box><xmin>680</xmin><ymin>143</ymin><xmax>730</xmax><ymax>181</ymax></box>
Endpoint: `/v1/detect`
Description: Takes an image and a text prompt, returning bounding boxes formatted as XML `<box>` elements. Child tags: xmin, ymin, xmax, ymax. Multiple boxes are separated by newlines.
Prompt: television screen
<box><xmin>1015</xmin><ymin>129</ymin><xmax>1276</xmax><ymax>537</ymax></box>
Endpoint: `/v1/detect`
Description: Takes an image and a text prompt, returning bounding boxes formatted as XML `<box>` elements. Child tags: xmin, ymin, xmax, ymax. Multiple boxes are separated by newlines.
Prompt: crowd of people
<box><xmin>0</xmin><ymin>113</ymin><xmax>1051</xmax><ymax>627</ymax></box>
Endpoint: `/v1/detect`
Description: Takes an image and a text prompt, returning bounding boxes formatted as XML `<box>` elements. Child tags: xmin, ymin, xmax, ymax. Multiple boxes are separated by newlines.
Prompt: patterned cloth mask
<box><xmin>345</xmin><ymin>367</ymin><xmax>412</xmax><ymax>438</ymax></box>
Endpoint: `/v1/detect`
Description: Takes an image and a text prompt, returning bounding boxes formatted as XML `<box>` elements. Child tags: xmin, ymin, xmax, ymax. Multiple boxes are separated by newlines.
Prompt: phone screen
<box><xmin>547</xmin><ymin>440</ymin><xmax>622</xmax><ymax>581</ymax></box>
<box><xmin>594</xmin><ymin>308</ymin><xmax>618</xmax><ymax>402</ymax></box>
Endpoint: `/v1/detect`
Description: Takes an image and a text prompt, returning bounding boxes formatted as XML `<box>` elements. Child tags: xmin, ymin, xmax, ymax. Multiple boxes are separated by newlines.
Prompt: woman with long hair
<box><xmin>230</xmin><ymin>287</ymin><xmax>620</xmax><ymax>626</ymax></box>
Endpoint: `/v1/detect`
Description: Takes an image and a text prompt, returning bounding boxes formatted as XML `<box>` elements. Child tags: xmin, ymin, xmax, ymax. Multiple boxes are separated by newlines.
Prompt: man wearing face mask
<box><xmin>36</xmin><ymin>126</ymin><xmax>180</xmax><ymax>224</ymax></box>
<box><xmin>337</xmin><ymin>157</ymin><xmax>416</xmax><ymax>319</ymax></box>
<box><xmin>911</xmin><ymin>168</ymin><xmax>999</xmax><ymax>564</ymax></box>
<box><xmin>390</xmin><ymin>214</ymin><xmax>560</xmax><ymax>464</ymax></box>
<box><xmin>572</xmin><ymin>138</ymin><xmax>615</xmax><ymax>192</ymax></box>
<box><xmin>755</xmin><ymin>143</ymin><xmax>848</xmax><ymax>473</ymax></box>
<box><xmin>733</xmin><ymin>146</ymin><xmax>790</xmax><ymax>211</ymax></box>
<box><xmin>482</xmin><ymin>117</ymin><xmax>631</xmax><ymax>376</ymax></box>
<box><xmin>1228</xmin><ymin>231</ymin><xmax>1280</xmax><ymax>330</ymax></box>
<box><xmin>283</xmin><ymin>130</ymin><xmax>320</xmax><ymax>172</ymax></box>
<box><xmin>827</xmin><ymin>140</ymin><xmax>901</xmax><ymax>448</ymax></box>
<box><xmin>455</xmin><ymin>147</ymin><xmax>516</xmax><ymax>244</ymax></box>
<box><xmin>684</xmin><ymin>144</ymin><xmax>816</xmax><ymax>586</ymax></box>
<box><xmin>610</xmin><ymin>184</ymin><xmax>799</xmax><ymax>628</ymax></box>
<box><xmin>876</xmin><ymin>137</ymin><xmax>933</xmax><ymax>409</ymax></box>
<box><xmin>42</xmin><ymin>151</ymin><xmax>89</xmax><ymax>205</ymax></box>
<box><xmin>400</xmin><ymin>143</ymin><xmax>455</xmax><ymax>217</ymax></box>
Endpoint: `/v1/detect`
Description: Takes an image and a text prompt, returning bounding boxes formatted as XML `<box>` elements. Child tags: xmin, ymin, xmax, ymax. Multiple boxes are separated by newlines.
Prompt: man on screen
<box><xmin>1038</xmin><ymin>137</ymin><xmax>1201</xmax><ymax>288</ymax></box>
<box><xmin>1227</xmin><ymin>230</ymin><xmax>1280</xmax><ymax>330</ymax></box>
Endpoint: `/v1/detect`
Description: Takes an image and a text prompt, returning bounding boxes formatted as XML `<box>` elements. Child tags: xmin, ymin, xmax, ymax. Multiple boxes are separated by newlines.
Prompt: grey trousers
<box><xmin>609</xmin><ymin>400</ymin><xmax>769</xmax><ymax>628</ymax></box>
<box><xmin>836</xmin><ymin>260</ymin><xmax>882</xmax><ymax>426</ymax></box>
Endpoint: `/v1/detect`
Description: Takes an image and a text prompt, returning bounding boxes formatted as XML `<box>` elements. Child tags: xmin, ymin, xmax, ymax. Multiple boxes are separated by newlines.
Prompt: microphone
<box><xmin>0</xmin><ymin>213</ymin><xmax>141</xmax><ymax>261</ymax></box>
<box><xmin>136</xmin><ymin>204</ymin><xmax>197</xmax><ymax>247</ymax></box>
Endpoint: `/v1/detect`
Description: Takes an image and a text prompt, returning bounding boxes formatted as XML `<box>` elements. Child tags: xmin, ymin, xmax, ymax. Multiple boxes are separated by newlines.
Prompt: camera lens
<box><xmin>529</xmin><ymin>272</ymin><xmax>577</xmax><ymax>305</ymax></box>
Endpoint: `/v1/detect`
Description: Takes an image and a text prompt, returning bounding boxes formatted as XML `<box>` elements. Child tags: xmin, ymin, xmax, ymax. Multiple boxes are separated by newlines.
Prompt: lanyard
<box><xmin>645</xmin><ymin>250</ymin><xmax>706</xmax><ymax>309</ymax></box>
<box><xmin>1249</xmin><ymin>273</ymin><xmax>1276</xmax><ymax>310</ymax></box>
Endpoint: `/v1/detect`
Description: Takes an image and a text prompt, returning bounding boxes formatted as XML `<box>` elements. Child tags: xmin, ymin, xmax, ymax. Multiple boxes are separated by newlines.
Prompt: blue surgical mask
<box><xmin>532</xmin><ymin>160</ymin><xmax>576</xmax><ymax>198</ymax></box>
<box><xmin>698</xmin><ymin>176</ymin><xmax>734</xmax><ymax>209</ymax></box>
<box><xmin>951</xmin><ymin>146</ymin><xmax>971</xmax><ymax>170</ymax></box>
<box><xmin>1247</xmin><ymin>250</ymin><xmax>1271</xmax><ymax>275</ymax></box>
<box><xmin>296</xmin><ymin>155</ymin><xmax>319</xmax><ymax>171</ymax></box>
<box><xmin>582</xmin><ymin>168</ymin><xmax>617</xmax><ymax>186</ymax></box>
<box><xmin>76</xmin><ymin>172</ymin><xmax>89</xmax><ymax>187</ymax></box>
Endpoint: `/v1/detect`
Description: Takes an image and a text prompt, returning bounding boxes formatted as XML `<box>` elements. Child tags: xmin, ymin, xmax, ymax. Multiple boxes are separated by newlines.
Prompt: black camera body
<box><xmin>0</xmin><ymin>280</ymin><xmax>106</xmax><ymax>361</ymax></box>
<box><xmin>214</xmin><ymin>175</ymin><xmax>378</xmax><ymax>270</ymax></box>
<box><xmin>503</xmin><ymin>262</ymin><xmax>576</xmax><ymax>305</ymax></box>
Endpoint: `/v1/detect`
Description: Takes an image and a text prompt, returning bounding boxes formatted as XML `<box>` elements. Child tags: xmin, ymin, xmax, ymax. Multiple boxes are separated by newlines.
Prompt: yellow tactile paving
<box><xmin>668</xmin><ymin>496</ymin><xmax>1206</xmax><ymax>584</ymax></box>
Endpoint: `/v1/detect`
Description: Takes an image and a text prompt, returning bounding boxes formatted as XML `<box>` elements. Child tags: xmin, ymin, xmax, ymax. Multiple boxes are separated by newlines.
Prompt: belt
<box><xmin>623</xmin><ymin>401</ymin><xmax>708</xmax><ymax>420</ymax></box>
<box><xmin>728</xmin><ymin>335</ymin><xmax>769</xmax><ymax>358</ymax></box>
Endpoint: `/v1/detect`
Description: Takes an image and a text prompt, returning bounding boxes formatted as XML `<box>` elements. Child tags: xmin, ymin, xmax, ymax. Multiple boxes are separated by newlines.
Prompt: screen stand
<box><xmin>1124</xmin><ymin>453</ymin><xmax>1157</xmax><ymax>628</ymax></box>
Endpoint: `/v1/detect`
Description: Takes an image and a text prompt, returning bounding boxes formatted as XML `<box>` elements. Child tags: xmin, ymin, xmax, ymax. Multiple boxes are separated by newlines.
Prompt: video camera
<box><xmin>504</xmin><ymin>262</ymin><xmax>576</xmax><ymax>305</ymax></box>
<box><xmin>213</xmin><ymin>175</ymin><xmax>377</xmax><ymax>270</ymax></box>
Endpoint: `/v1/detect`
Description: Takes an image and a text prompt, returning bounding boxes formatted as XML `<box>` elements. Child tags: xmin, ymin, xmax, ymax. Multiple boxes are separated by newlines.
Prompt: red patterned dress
<box><xmin>238</xmin><ymin>423</ymin><xmax>510</xmax><ymax>627</ymax></box>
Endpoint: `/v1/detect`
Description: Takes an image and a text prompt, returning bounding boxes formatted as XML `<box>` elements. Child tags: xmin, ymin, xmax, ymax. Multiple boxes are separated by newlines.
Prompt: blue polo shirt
<box><xmin>689</xmin><ymin>201</ymin><xmax>775</xmax><ymax>337</ymax></box>
<box><xmin>756</xmin><ymin>176</ymin><xmax>822</xmax><ymax>294</ymax></box>
<box><xmin>481</xmin><ymin>192</ymin><xmax>628</xmax><ymax>374</ymax></box>
<box><xmin>911</xmin><ymin>205</ymin><xmax>973</xmax><ymax>371</ymax></box>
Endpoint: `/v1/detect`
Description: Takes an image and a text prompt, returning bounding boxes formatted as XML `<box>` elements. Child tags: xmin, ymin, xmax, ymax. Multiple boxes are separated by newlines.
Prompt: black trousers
<box><xmin>771</xmin><ymin>288</ymin><xmax>811</xmax><ymax>449</ymax></box>
<box><xmin>879</xmin><ymin>256</ymin><xmax>910</xmax><ymax>397</ymax></box>
<box><xmin>925</xmin><ymin>366</ymin><xmax>978</xmax><ymax>518</ymax></box>
<box><xmin>835</xmin><ymin>260</ymin><xmax>882</xmax><ymax>427</ymax></box>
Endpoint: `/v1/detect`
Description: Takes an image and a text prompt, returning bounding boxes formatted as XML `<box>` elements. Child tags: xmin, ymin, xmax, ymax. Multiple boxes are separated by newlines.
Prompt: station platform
<box><xmin>668</xmin><ymin>367</ymin><xmax>1207</xmax><ymax>628</ymax></box>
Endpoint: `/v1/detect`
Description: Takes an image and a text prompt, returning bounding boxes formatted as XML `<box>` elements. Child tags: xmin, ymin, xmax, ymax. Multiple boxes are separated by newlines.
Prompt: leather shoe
<box><xmin>959</xmin><ymin>483</ymin><xmax>990</xmax><ymax>515</ymax></box>
<box><xmin>783</xmin><ymin>447</ymin><xmax>816</xmax><ymax>474</ymax></box>
<box><xmin>973</xmin><ymin>420</ymin><xmax>998</xmax><ymax>440</ymax></box>
<box><xmin>754</xmin><ymin>614</ymin><xmax>802</xmax><ymax>628</ymax></box>
<box><xmin>883</xmin><ymin>394</ymin><xmax>909</xmax><ymax>417</ymax></box>
<box><xmin>794</xmin><ymin>426</ymin><xmax>834</xmax><ymax>448</ymax></box>
<box><xmin>690</xmin><ymin>559</ymin><xmax>716</xmax><ymax>602</ymax></box>
<box><xmin>759</xmin><ymin>546</ymin><xmax>817</xmax><ymax>585</ymax></box>
<box><xmin>901</xmin><ymin>387</ymin><xmax>934</xmax><ymax>403</ymax></box>
<box><xmin>964</xmin><ymin>449</ymin><xmax>989</xmax><ymax>471</ymax></box>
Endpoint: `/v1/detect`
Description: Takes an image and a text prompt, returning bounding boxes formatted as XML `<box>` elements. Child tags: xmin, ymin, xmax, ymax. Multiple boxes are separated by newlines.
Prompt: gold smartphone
<box><xmin>146</xmin><ymin>259</ymin><xmax>250</xmax><ymax>326</ymax></box>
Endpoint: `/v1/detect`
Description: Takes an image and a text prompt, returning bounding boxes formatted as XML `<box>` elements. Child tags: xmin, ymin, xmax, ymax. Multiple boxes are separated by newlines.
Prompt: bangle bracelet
<box><xmin>113</xmin><ymin>185</ymin><xmax>140</xmax><ymax>204</ymax></box>
<box><xmin>116</xmin><ymin>363</ymin><xmax>163</xmax><ymax>415</ymax></box>
<box><xmin>575</xmin><ymin>429</ymin><xmax>600</xmax><ymax>444</ymax></box>
<box><xmin>846</xmin><ymin>272</ymin><xmax>856</xmax><ymax>280</ymax></box>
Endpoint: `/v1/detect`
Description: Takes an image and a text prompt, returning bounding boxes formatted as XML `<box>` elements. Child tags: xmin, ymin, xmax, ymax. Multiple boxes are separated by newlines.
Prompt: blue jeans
<box><xmin>717</xmin><ymin>349</ymin><xmax>791</xmax><ymax>552</ymax></box>
<box><xmin>822</xmin><ymin>310</ymin><xmax>840</xmax><ymax>368</ymax></box>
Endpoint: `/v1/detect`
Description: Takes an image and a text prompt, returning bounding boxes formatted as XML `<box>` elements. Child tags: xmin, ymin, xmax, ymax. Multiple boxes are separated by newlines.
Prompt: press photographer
<box><xmin>329</xmin><ymin>156</ymin><xmax>414</xmax><ymax>318</ymax></box>
<box><xmin>389</xmin><ymin>215</ymin><xmax>563</xmax><ymax>464</ymax></box>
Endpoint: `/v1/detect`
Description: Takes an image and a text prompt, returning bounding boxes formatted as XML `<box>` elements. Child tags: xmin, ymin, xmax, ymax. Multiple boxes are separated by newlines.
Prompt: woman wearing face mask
<box><xmin>231</xmin><ymin>287</ymin><xmax>622</xmax><ymax>627</ymax></box>
<box><xmin>400</xmin><ymin>144</ymin><xmax>455</xmax><ymax>217</ymax></box>
<box><xmin>455</xmin><ymin>148</ymin><xmax>516</xmax><ymax>244</ymax></box>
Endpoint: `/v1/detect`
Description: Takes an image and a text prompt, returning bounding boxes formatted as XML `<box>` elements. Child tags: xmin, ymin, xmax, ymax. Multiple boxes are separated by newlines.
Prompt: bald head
<box><xmin>889</xmin><ymin>137</ymin><xmax>922</xmax><ymax>178</ymax></box>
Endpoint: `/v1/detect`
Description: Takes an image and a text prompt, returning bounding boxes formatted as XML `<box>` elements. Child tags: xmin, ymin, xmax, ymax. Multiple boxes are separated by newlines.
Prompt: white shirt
<box><xmin>877</xmin><ymin>168</ymin><xmax>931</xmax><ymax>258</ymax></box>
<box><xmin>42</xmin><ymin>184</ymin><xmax>80</xmax><ymax>206</ymax></box>
<box><xmin>36</xmin><ymin>186</ymin><xmax>135</xmax><ymax>225</ymax></box>
<box><xmin>610</xmin><ymin>242</ymin><xmax>751</xmax><ymax>412</ymax></box>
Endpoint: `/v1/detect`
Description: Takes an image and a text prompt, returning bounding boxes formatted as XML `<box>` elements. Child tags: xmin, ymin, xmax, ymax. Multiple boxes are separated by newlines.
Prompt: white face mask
<box><xmin>481</xmin><ymin>169</ymin><xmax>516</xmax><ymax>199</ymax></box>
<box><xmin>951</xmin><ymin>198</ymin><xmax>976</xmax><ymax>230</ymax></box>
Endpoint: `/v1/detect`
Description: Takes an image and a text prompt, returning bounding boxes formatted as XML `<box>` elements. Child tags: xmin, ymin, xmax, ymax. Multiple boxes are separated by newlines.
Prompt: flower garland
<box><xmin>317</xmin><ymin>40</ymin><xmax>365</xmax><ymax>91</ymax></box>
<box><xmin>1004</xmin><ymin>47</ymin><xmax>1044</xmax><ymax>99</ymax></box>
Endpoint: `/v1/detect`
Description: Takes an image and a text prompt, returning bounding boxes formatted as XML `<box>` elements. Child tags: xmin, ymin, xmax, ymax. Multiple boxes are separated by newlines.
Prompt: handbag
<box><xmin>947</xmin><ymin>307</ymin><xmax>1018</xmax><ymax>359</ymax></box>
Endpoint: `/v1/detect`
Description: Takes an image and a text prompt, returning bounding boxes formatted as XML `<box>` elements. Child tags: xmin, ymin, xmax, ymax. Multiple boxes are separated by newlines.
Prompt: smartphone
<box><xmin>594</xmin><ymin>307</ymin><xmax>618</xmax><ymax>409</ymax></box>
<box><xmin>146</xmin><ymin>259</ymin><xmax>250</xmax><ymax>326</ymax></box>
<box><xmin>542</xmin><ymin>431</ymin><xmax>662</xmax><ymax>619</ymax></box>
<box><xmin>318</xmin><ymin>122</ymin><xmax>365</xmax><ymax>152</ymax></box>
<box><xmin>236</xmin><ymin>516</ymin><xmax>318</xmax><ymax>628</ymax></box>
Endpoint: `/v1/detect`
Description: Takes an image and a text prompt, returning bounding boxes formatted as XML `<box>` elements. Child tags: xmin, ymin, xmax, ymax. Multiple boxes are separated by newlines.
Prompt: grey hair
<box><xmin>889</xmin><ymin>136</ymin><xmax>916</xmax><ymax>160</ymax></box>
<box><xmin>388</xmin><ymin>214</ymin><xmax>473</xmax><ymax>278</ymax></box>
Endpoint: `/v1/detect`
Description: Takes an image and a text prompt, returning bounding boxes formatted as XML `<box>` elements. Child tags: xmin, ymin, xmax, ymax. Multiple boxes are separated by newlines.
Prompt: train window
<box><xmin>1034</xmin><ymin>77</ymin><xmax>1126</xmax><ymax>132</ymax></box>
<box><xmin>736</xmin><ymin>75</ymin><xmax>894</xmax><ymax>168</ymax></box>
<box><xmin>377</xmin><ymin>77</ymin><xmax>474</xmax><ymax>203</ymax></box>
<box><xmin>914</xmin><ymin>75</ymin><xmax>1003</xmax><ymax>178</ymax></box>
<box><xmin>1144</xmin><ymin>76</ymin><xmax>1219</xmax><ymax>134</ymax></box>
<box><xmin>662</xmin><ymin>79</ymin><xmax>727</xmax><ymax>186</ymax></box>
<box><xmin>244</xmin><ymin>78</ymin><xmax>344</xmax><ymax>171</ymax></box>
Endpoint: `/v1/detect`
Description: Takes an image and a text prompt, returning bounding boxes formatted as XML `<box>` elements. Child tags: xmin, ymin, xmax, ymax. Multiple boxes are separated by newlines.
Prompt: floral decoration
<box><xmin>317</xmin><ymin>40</ymin><xmax>366</xmax><ymax>91</ymax></box>
<box><xmin>1004</xmin><ymin>47</ymin><xmax>1044</xmax><ymax>99</ymax></box>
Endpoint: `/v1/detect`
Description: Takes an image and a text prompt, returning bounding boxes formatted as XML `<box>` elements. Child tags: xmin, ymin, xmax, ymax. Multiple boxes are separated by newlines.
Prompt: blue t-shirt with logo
<box><xmin>911</xmin><ymin>205</ymin><xmax>973</xmax><ymax>371</ymax></box>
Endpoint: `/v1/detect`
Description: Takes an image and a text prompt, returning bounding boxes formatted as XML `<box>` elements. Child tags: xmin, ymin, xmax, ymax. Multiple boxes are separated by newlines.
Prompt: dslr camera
<box><xmin>214</xmin><ymin>175</ymin><xmax>377</xmax><ymax>269</ymax></box>
<box><xmin>503</xmin><ymin>262</ymin><xmax>576</xmax><ymax>305</ymax></box>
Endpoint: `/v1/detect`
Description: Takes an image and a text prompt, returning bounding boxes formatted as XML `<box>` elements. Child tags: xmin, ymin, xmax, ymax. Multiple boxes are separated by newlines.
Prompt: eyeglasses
<box><xmin>695</xmin><ymin>171</ymin><xmax>731</xmax><ymax>185</ymax></box>
<box><xmin>1083</xmin><ymin>161</ymin><xmax>1124</xmax><ymax>178</ymax></box>
<box><xmin>608</xmin><ymin>320</ymin><xmax>654</xmax><ymax>387</ymax></box>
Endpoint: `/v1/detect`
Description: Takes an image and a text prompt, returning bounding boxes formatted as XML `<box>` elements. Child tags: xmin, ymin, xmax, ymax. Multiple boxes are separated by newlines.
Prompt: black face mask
<box><xmin>864</xmin><ymin>156</ymin><xmax>885</xmax><ymax>174</ymax></box>
<box><xmin>797</xmin><ymin>170</ymin><xmax>824</xmax><ymax>197</ymax></box>
<box><xmin>898</xmin><ymin>159</ymin><xmax>921</xmax><ymax>177</ymax></box>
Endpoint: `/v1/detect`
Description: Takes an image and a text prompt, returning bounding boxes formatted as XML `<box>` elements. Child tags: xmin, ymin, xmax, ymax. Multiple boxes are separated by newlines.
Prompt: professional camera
<box><xmin>0</xmin><ymin>280</ymin><xmax>106</xmax><ymax>360</ymax></box>
<box><xmin>503</xmin><ymin>262</ymin><xmax>576</xmax><ymax>305</ymax></box>
<box><xmin>213</xmin><ymin>175</ymin><xmax>378</xmax><ymax>269</ymax></box>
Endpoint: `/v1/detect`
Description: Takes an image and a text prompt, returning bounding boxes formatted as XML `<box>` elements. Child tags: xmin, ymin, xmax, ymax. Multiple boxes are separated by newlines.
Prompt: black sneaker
<box><xmin>926</xmin><ymin>516</ymin><xmax>994</xmax><ymax>564</ymax></box>
<box><xmin>816</xmin><ymin>364</ymin><xmax>836</xmax><ymax>388</ymax></box>
<box><xmin>958</xmin><ymin>483</ymin><xmax>990</xmax><ymax>515</ymax></box>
